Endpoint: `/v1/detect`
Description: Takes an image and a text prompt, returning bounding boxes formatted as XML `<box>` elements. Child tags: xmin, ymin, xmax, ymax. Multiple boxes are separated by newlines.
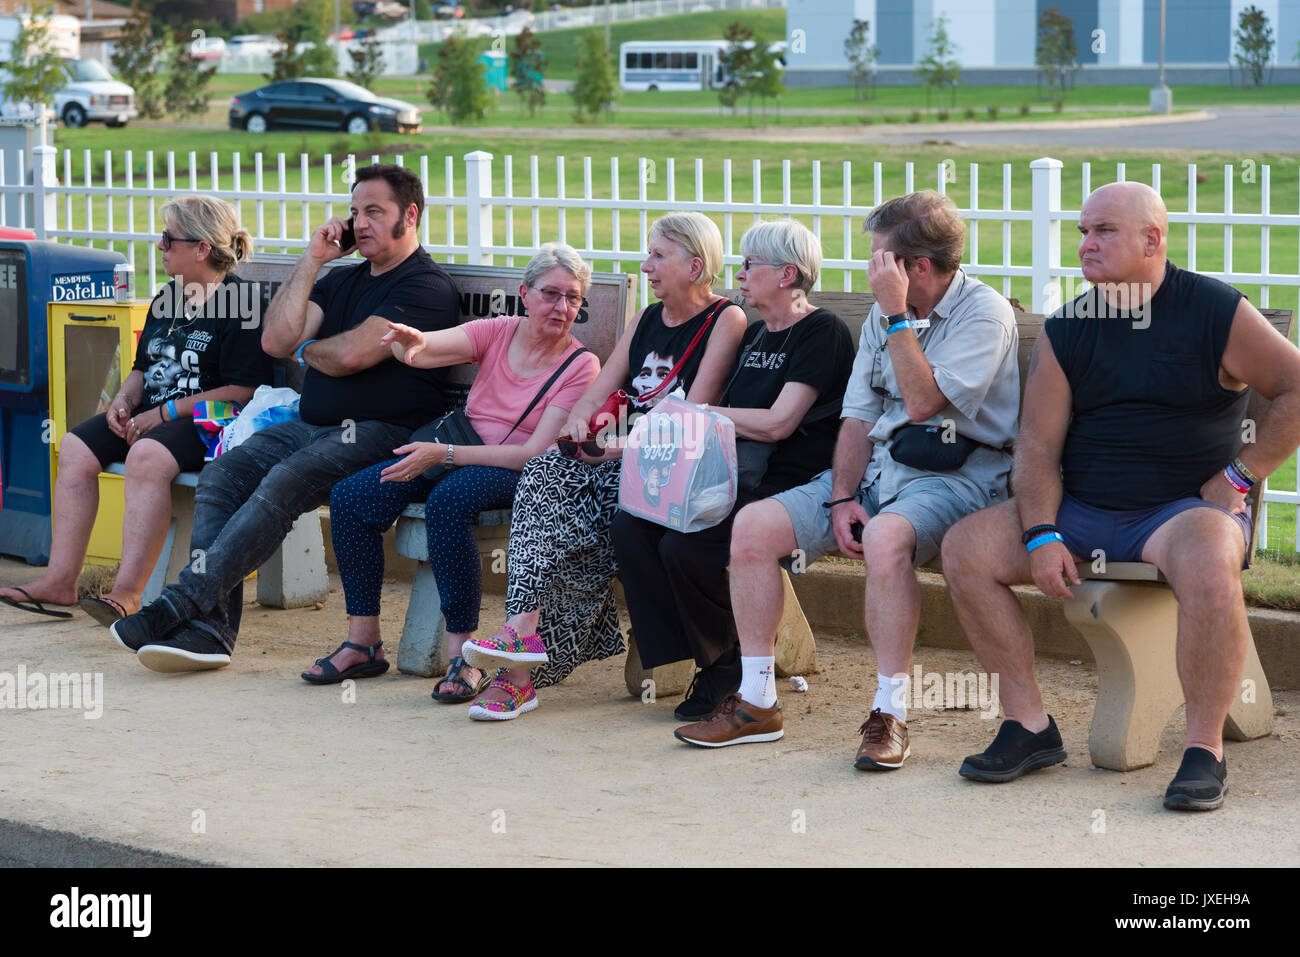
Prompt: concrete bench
<box><xmin>736</xmin><ymin>289</ymin><xmax>1289</xmax><ymax>772</ymax></box>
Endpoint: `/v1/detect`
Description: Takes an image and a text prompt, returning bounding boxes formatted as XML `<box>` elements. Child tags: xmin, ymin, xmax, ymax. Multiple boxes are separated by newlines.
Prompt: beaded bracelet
<box><xmin>1026</xmin><ymin>531</ymin><xmax>1065</xmax><ymax>553</ymax></box>
<box><xmin>1020</xmin><ymin>524</ymin><xmax>1058</xmax><ymax>546</ymax></box>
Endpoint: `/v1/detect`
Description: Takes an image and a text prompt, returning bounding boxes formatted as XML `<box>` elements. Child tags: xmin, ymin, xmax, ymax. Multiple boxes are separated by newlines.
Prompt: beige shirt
<box><xmin>841</xmin><ymin>268</ymin><xmax>1021</xmax><ymax>504</ymax></box>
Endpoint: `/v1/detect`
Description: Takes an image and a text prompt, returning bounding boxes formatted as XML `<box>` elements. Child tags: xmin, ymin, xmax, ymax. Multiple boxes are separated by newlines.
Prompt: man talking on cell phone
<box><xmin>112</xmin><ymin>163</ymin><xmax>460</xmax><ymax>673</ymax></box>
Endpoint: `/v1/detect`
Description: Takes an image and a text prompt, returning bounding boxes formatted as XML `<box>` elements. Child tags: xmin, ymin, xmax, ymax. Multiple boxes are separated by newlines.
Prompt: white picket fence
<box><xmin>2</xmin><ymin>145</ymin><xmax>1298</xmax><ymax>550</ymax></box>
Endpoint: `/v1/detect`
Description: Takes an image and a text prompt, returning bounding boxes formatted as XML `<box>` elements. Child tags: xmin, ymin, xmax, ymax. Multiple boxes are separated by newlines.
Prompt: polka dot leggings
<box><xmin>330</xmin><ymin>460</ymin><xmax>521</xmax><ymax>632</ymax></box>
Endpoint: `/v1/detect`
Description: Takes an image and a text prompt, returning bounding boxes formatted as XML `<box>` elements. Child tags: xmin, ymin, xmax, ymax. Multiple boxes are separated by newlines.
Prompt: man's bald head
<box><xmin>1085</xmin><ymin>181</ymin><xmax>1168</xmax><ymax>235</ymax></box>
<box><xmin>1077</xmin><ymin>181</ymin><xmax>1169</xmax><ymax>286</ymax></box>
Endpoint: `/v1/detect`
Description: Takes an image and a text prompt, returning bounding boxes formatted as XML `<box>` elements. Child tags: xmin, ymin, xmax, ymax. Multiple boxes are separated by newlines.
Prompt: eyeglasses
<box><xmin>739</xmin><ymin>258</ymin><xmax>779</xmax><ymax>272</ymax></box>
<box><xmin>556</xmin><ymin>434</ymin><xmax>604</xmax><ymax>458</ymax></box>
<box><xmin>530</xmin><ymin>286</ymin><xmax>584</xmax><ymax>309</ymax></box>
<box><xmin>160</xmin><ymin>231</ymin><xmax>202</xmax><ymax>251</ymax></box>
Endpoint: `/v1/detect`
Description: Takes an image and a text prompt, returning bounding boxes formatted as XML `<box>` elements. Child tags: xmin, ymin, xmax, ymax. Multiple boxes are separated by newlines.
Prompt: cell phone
<box><xmin>337</xmin><ymin>217</ymin><xmax>356</xmax><ymax>253</ymax></box>
<box><xmin>851</xmin><ymin>521</ymin><xmax>864</xmax><ymax>544</ymax></box>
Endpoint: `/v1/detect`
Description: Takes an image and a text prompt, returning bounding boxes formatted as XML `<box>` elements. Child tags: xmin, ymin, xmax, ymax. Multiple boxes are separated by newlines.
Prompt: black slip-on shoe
<box><xmin>1164</xmin><ymin>747</ymin><xmax>1228</xmax><ymax>811</ymax></box>
<box><xmin>137</xmin><ymin>620</ymin><xmax>232</xmax><ymax>674</ymax></box>
<box><xmin>959</xmin><ymin>716</ymin><xmax>1067</xmax><ymax>783</ymax></box>
<box><xmin>673</xmin><ymin>647</ymin><xmax>742</xmax><ymax>722</ymax></box>
<box><xmin>109</xmin><ymin>595</ymin><xmax>184</xmax><ymax>653</ymax></box>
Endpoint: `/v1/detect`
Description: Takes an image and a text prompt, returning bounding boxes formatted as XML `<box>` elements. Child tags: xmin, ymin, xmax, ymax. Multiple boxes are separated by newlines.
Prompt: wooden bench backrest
<box><xmin>720</xmin><ymin>287</ymin><xmax>1294</xmax><ymax>558</ymax></box>
<box><xmin>240</xmin><ymin>254</ymin><xmax>637</xmax><ymax>398</ymax></box>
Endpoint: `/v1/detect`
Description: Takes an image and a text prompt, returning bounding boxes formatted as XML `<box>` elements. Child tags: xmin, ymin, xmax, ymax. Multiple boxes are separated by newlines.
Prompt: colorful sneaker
<box><xmin>462</xmin><ymin>625</ymin><xmax>548</xmax><ymax>670</ymax></box>
<box><xmin>467</xmin><ymin>677</ymin><xmax>539</xmax><ymax>722</ymax></box>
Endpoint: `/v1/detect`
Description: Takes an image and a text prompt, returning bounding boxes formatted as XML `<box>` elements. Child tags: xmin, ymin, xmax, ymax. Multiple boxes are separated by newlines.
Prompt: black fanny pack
<box><xmin>888</xmin><ymin>424</ymin><xmax>986</xmax><ymax>472</ymax></box>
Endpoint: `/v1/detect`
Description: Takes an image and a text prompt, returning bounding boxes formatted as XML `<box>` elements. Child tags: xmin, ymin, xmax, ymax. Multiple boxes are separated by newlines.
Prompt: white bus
<box><xmin>619</xmin><ymin>40</ymin><xmax>786</xmax><ymax>92</ymax></box>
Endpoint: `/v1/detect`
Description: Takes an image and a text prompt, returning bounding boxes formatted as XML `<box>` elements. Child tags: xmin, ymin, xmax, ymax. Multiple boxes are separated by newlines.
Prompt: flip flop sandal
<box><xmin>1</xmin><ymin>587</ymin><xmax>74</xmax><ymax>619</ymax></box>
<box><xmin>430</xmin><ymin>655</ymin><xmax>491</xmax><ymax>703</ymax></box>
<box><xmin>300</xmin><ymin>640</ymin><xmax>390</xmax><ymax>684</ymax></box>
<box><xmin>79</xmin><ymin>595</ymin><xmax>129</xmax><ymax>627</ymax></box>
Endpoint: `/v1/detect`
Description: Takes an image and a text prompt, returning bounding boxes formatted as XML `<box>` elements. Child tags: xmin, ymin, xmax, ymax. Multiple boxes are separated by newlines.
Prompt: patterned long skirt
<box><xmin>505</xmin><ymin>451</ymin><xmax>626</xmax><ymax>688</ymax></box>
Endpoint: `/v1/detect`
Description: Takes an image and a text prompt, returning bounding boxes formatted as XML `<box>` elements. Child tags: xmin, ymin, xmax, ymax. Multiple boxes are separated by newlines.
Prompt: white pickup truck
<box><xmin>53</xmin><ymin>58</ymin><xmax>136</xmax><ymax>128</ymax></box>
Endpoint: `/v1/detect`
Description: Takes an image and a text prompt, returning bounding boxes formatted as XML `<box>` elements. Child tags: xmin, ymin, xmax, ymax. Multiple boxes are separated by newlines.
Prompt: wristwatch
<box><xmin>880</xmin><ymin>311</ymin><xmax>909</xmax><ymax>331</ymax></box>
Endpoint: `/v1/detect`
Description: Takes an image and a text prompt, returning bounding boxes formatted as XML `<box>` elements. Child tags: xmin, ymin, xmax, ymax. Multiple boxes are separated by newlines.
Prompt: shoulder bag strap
<box><xmin>500</xmin><ymin>347</ymin><xmax>590</xmax><ymax>444</ymax></box>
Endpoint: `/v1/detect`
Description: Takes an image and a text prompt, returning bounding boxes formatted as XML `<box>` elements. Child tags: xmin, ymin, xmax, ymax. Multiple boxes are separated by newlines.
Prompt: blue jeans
<box><xmin>159</xmin><ymin>417</ymin><xmax>409</xmax><ymax>644</ymax></box>
<box><xmin>330</xmin><ymin>461</ymin><xmax>520</xmax><ymax>633</ymax></box>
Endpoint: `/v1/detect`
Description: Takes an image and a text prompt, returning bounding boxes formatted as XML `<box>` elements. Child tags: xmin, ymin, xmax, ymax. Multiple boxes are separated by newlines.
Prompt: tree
<box><xmin>346</xmin><ymin>35</ymin><xmax>386</xmax><ymax>90</ymax></box>
<box><xmin>1234</xmin><ymin>4</ymin><xmax>1274</xmax><ymax>88</ymax></box>
<box><xmin>843</xmin><ymin>19</ymin><xmax>878</xmax><ymax>101</ymax></box>
<box><xmin>510</xmin><ymin>26</ymin><xmax>546</xmax><ymax>117</ymax></box>
<box><xmin>264</xmin><ymin>0</ymin><xmax>338</xmax><ymax>81</ymax></box>
<box><xmin>426</xmin><ymin>34</ymin><xmax>493</xmax><ymax>124</ymax></box>
<box><xmin>1036</xmin><ymin>7</ymin><xmax>1078</xmax><ymax>99</ymax></box>
<box><xmin>570</xmin><ymin>29</ymin><xmax>618</xmax><ymax>123</ymax></box>
<box><xmin>2</xmin><ymin>7</ymin><xmax>68</xmax><ymax>114</ymax></box>
<box><xmin>716</xmin><ymin>21</ymin><xmax>755</xmax><ymax>114</ymax></box>
<box><xmin>414</xmin><ymin>0</ymin><xmax>432</xmax><ymax>19</ymax></box>
<box><xmin>748</xmin><ymin>43</ymin><xmax>784</xmax><ymax>123</ymax></box>
<box><xmin>914</xmin><ymin>13</ymin><xmax>961</xmax><ymax>110</ymax></box>
<box><xmin>110</xmin><ymin>16</ymin><xmax>167</xmax><ymax>120</ymax></box>
<box><xmin>163</xmin><ymin>46</ymin><xmax>217</xmax><ymax>121</ymax></box>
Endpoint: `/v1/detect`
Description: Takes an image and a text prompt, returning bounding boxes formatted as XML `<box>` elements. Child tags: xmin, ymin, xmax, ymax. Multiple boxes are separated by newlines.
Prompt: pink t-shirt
<box><xmin>461</xmin><ymin>315</ymin><xmax>601</xmax><ymax>446</ymax></box>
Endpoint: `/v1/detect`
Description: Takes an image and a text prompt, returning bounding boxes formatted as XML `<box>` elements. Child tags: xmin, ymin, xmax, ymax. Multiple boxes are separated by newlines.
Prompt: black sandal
<box><xmin>1</xmin><ymin>587</ymin><xmax>74</xmax><ymax>619</ymax></box>
<box><xmin>430</xmin><ymin>656</ymin><xmax>489</xmax><ymax>703</ymax></box>
<box><xmin>301</xmin><ymin>640</ymin><xmax>390</xmax><ymax>684</ymax></box>
<box><xmin>80</xmin><ymin>595</ymin><xmax>128</xmax><ymax>627</ymax></box>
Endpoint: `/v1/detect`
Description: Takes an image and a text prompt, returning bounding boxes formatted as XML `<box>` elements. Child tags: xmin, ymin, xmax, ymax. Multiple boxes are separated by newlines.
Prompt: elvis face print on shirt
<box><xmin>630</xmin><ymin>350</ymin><xmax>677</xmax><ymax>411</ymax></box>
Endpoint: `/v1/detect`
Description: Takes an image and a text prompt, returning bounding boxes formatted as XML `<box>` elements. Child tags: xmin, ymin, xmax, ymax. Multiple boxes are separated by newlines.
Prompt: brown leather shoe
<box><xmin>674</xmin><ymin>693</ymin><xmax>784</xmax><ymax>748</ymax></box>
<box><xmin>854</xmin><ymin>708</ymin><xmax>910</xmax><ymax>770</ymax></box>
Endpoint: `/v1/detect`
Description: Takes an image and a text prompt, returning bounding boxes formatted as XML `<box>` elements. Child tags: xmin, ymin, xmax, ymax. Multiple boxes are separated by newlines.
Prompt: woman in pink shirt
<box><xmin>301</xmin><ymin>244</ymin><xmax>601</xmax><ymax>689</ymax></box>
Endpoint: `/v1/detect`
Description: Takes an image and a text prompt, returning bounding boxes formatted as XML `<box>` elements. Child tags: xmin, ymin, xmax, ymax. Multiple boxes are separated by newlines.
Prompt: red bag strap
<box><xmin>639</xmin><ymin>297</ymin><xmax>729</xmax><ymax>405</ymax></box>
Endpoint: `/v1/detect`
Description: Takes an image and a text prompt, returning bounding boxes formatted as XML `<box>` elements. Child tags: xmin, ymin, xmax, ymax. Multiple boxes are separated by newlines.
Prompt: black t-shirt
<box><xmin>1045</xmin><ymin>260</ymin><xmax>1248</xmax><ymax>509</ymax></box>
<box><xmin>721</xmin><ymin>307</ymin><xmax>854</xmax><ymax>495</ymax></box>
<box><xmin>134</xmin><ymin>275</ymin><xmax>273</xmax><ymax>411</ymax></box>
<box><xmin>623</xmin><ymin>299</ymin><xmax>733</xmax><ymax>414</ymax></box>
<box><xmin>302</xmin><ymin>247</ymin><xmax>459</xmax><ymax>429</ymax></box>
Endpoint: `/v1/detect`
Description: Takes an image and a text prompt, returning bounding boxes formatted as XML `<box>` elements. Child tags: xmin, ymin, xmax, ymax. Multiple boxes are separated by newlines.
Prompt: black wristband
<box><xmin>823</xmin><ymin>496</ymin><xmax>858</xmax><ymax>509</ymax></box>
<box><xmin>1020</xmin><ymin>524</ymin><xmax>1058</xmax><ymax>546</ymax></box>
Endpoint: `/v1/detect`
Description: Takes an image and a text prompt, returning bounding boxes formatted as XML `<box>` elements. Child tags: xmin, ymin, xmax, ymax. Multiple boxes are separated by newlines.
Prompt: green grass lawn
<box><xmin>41</xmin><ymin>129</ymin><xmax>1300</xmax><ymax>558</ymax></box>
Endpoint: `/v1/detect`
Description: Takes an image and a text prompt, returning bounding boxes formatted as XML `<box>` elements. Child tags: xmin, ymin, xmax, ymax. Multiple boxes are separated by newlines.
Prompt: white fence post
<box><xmin>1030</xmin><ymin>156</ymin><xmax>1062</xmax><ymax>314</ymax></box>
<box><xmin>464</xmin><ymin>150</ymin><xmax>494</xmax><ymax>266</ymax></box>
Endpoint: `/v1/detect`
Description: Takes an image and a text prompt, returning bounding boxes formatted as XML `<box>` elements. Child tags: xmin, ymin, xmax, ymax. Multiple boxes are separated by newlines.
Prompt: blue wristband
<box><xmin>296</xmin><ymin>338</ymin><xmax>318</xmax><ymax>367</ymax></box>
<box><xmin>886</xmin><ymin>319</ymin><xmax>912</xmax><ymax>335</ymax></box>
<box><xmin>166</xmin><ymin>399</ymin><xmax>179</xmax><ymax>421</ymax></box>
<box><xmin>1026</xmin><ymin>531</ymin><xmax>1065</xmax><ymax>553</ymax></box>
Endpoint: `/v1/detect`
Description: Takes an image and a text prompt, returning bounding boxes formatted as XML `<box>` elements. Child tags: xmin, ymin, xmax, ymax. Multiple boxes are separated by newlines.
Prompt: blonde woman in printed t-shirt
<box><xmin>301</xmin><ymin>243</ymin><xmax>601</xmax><ymax>687</ymax></box>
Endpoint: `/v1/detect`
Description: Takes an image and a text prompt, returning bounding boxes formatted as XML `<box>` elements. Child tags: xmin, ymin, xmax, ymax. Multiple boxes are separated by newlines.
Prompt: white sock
<box><xmin>873</xmin><ymin>672</ymin><xmax>908</xmax><ymax>722</ymax></box>
<box><xmin>739</xmin><ymin>656</ymin><xmax>777</xmax><ymax>708</ymax></box>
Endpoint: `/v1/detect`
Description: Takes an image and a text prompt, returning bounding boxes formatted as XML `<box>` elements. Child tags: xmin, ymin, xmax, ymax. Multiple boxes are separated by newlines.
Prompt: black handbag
<box><xmin>408</xmin><ymin>347</ymin><xmax>589</xmax><ymax>482</ymax></box>
<box><xmin>888</xmin><ymin>423</ymin><xmax>980</xmax><ymax>472</ymax></box>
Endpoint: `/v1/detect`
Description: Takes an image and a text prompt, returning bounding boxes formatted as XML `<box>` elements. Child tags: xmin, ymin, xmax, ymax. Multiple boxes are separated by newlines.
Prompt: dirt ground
<box><xmin>1</xmin><ymin>562</ymin><xmax>1297</xmax><ymax>867</ymax></box>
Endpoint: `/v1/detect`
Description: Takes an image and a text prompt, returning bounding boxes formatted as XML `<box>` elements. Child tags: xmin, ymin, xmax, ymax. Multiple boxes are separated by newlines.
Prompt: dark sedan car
<box><xmin>228</xmin><ymin>78</ymin><xmax>422</xmax><ymax>135</ymax></box>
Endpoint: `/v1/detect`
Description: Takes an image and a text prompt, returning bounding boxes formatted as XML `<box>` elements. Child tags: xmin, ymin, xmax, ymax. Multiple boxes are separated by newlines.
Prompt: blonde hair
<box><xmin>649</xmin><ymin>212</ymin><xmax>723</xmax><ymax>287</ymax></box>
<box><xmin>739</xmin><ymin>219</ymin><xmax>822</xmax><ymax>291</ymax></box>
<box><xmin>523</xmin><ymin>242</ymin><xmax>593</xmax><ymax>292</ymax></box>
<box><xmin>158</xmin><ymin>195</ymin><xmax>253</xmax><ymax>274</ymax></box>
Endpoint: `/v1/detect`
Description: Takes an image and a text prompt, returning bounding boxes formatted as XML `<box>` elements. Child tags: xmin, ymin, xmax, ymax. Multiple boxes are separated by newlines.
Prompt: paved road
<box><xmin>876</xmin><ymin>106</ymin><xmax>1300</xmax><ymax>151</ymax></box>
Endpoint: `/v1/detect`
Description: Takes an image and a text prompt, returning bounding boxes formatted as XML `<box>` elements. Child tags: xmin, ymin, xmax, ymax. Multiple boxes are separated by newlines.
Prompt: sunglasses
<box><xmin>160</xmin><ymin>231</ymin><xmax>202</xmax><ymax>251</ymax></box>
<box><xmin>556</xmin><ymin>434</ymin><xmax>604</xmax><ymax>458</ymax></box>
<box><xmin>870</xmin><ymin>343</ymin><xmax>901</xmax><ymax>402</ymax></box>
<box><xmin>739</xmin><ymin>258</ymin><xmax>778</xmax><ymax>272</ymax></box>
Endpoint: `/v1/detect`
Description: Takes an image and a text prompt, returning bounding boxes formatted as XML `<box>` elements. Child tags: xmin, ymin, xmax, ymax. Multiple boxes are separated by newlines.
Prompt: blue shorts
<box><xmin>1055</xmin><ymin>492</ymin><xmax>1252</xmax><ymax>566</ymax></box>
